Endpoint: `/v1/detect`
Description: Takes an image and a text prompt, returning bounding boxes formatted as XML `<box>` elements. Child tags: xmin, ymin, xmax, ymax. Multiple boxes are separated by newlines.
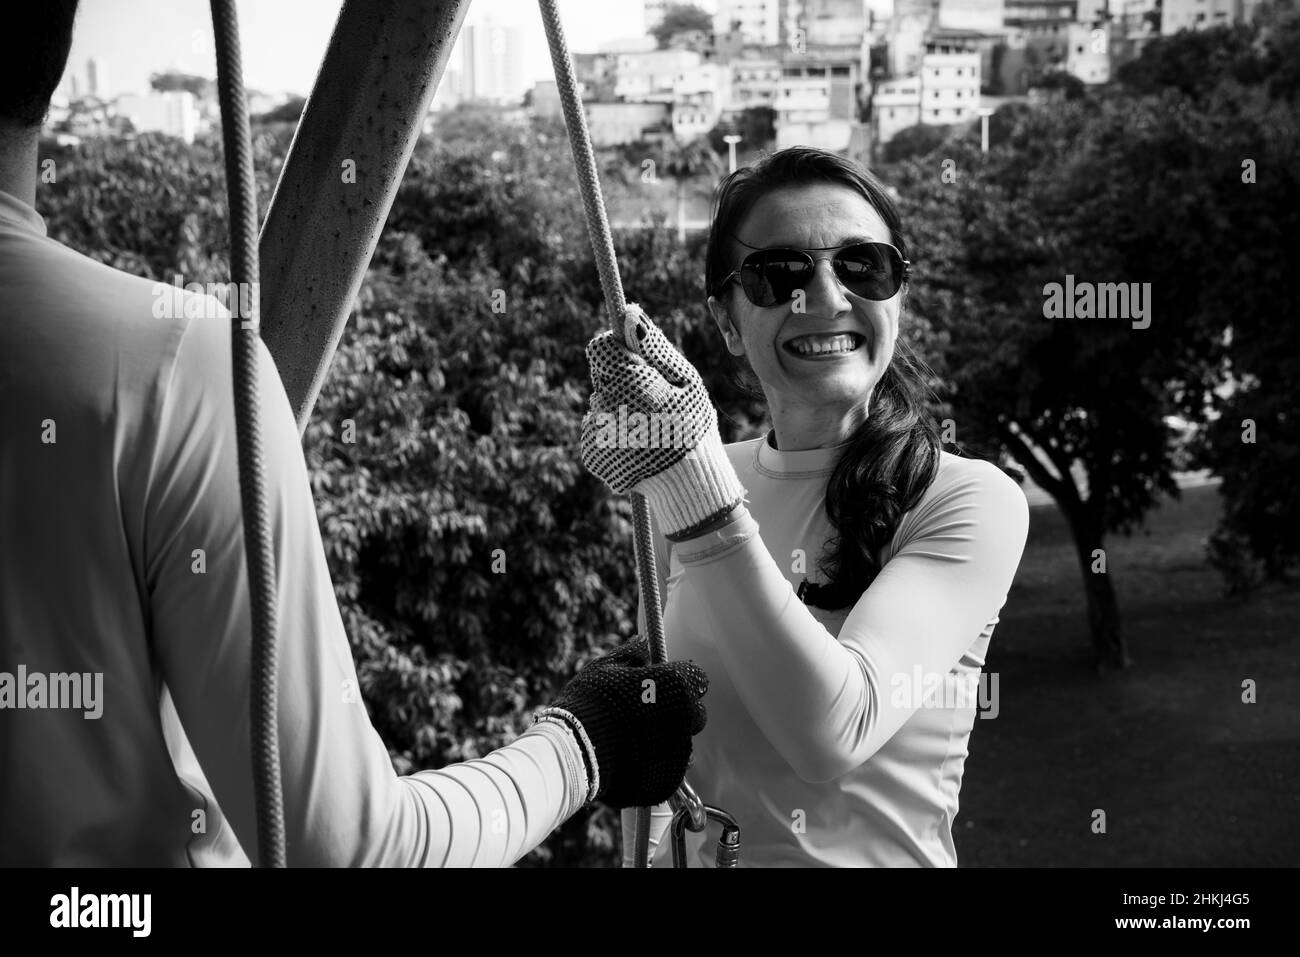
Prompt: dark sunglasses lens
<box><xmin>740</xmin><ymin>251</ymin><xmax>810</xmax><ymax>306</ymax></box>
<box><xmin>835</xmin><ymin>244</ymin><xmax>903</xmax><ymax>300</ymax></box>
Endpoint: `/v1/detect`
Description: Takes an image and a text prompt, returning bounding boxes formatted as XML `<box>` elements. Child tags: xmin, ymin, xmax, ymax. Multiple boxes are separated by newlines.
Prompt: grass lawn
<box><xmin>956</xmin><ymin>483</ymin><xmax>1300</xmax><ymax>866</ymax></box>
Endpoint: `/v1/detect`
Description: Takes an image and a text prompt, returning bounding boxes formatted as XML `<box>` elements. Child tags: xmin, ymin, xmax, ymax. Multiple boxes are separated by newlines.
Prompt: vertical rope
<box><xmin>210</xmin><ymin>0</ymin><xmax>285</xmax><ymax>868</ymax></box>
<box><xmin>536</xmin><ymin>0</ymin><xmax>670</xmax><ymax>867</ymax></box>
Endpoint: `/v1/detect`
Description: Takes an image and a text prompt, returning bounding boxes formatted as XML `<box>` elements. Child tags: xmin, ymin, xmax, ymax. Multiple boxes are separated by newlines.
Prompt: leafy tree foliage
<box><xmin>709</xmin><ymin>106</ymin><xmax>777</xmax><ymax>156</ymax></box>
<box><xmin>881</xmin><ymin>123</ymin><xmax>950</xmax><ymax>164</ymax></box>
<box><xmin>651</xmin><ymin>3</ymin><xmax>714</xmax><ymax>49</ymax></box>
<box><xmin>883</xmin><ymin>15</ymin><xmax>1298</xmax><ymax>664</ymax></box>
<box><xmin>149</xmin><ymin>69</ymin><xmax>214</xmax><ymax>100</ymax></box>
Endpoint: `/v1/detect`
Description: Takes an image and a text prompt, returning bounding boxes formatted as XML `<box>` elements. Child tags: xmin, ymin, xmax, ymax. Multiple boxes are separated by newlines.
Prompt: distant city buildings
<box><xmin>616</xmin><ymin>49</ymin><xmax>704</xmax><ymax>102</ymax></box>
<box><xmin>86</xmin><ymin>58</ymin><xmax>111</xmax><ymax>99</ymax></box>
<box><xmin>673</xmin><ymin>61</ymin><xmax>733</xmax><ymax>137</ymax></box>
<box><xmin>460</xmin><ymin>20</ymin><xmax>530</xmax><ymax>104</ymax></box>
<box><xmin>1162</xmin><ymin>0</ymin><xmax>1223</xmax><ymax>34</ymax></box>
<box><xmin>715</xmin><ymin>0</ymin><xmax>783</xmax><ymax>47</ymax></box>
<box><xmin>115</xmin><ymin>91</ymin><xmax>201</xmax><ymax>143</ymax></box>
<box><xmin>46</xmin><ymin>0</ymin><xmax>1271</xmax><ymax>156</ymax></box>
<box><xmin>1161</xmin><ymin>0</ymin><xmax>1266</xmax><ymax>34</ymax></box>
<box><xmin>776</xmin><ymin>58</ymin><xmax>860</xmax><ymax>150</ymax></box>
<box><xmin>586</xmin><ymin>101</ymin><xmax>671</xmax><ymax>147</ymax></box>
<box><xmin>43</xmin><ymin>53</ymin><xmax>318</xmax><ymax>144</ymax></box>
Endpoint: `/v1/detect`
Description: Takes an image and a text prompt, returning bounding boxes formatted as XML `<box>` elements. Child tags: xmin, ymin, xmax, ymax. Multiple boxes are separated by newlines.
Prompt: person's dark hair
<box><xmin>705</xmin><ymin>146</ymin><xmax>941</xmax><ymax>609</ymax></box>
<box><xmin>1</xmin><ymin>0</ymin><xmax>80</xmax><ymax>128</ymax></box>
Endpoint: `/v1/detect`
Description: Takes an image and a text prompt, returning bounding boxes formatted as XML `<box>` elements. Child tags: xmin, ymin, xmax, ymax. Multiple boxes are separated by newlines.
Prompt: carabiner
<box><xmin>669</xmin><ymin>780</ymin><xmax>708</xmax><ymax>832</ymax></box>
<box><xmin>670</xmin><ymin>804</ymin><xmax>741</xmax><ymax>868</ymax></box>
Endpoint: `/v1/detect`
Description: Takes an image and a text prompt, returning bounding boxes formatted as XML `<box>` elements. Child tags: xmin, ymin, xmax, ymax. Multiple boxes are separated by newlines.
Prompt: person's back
<box><xmin>0</xmin><ymin>2</ymin><xmax>707</xmax><ymax>866</ymax></box>
<box><xmin>0</xmin><ymin>189</ymin><xmax>597</xmax><ymax>865</ymax></box>
<box><xmin>0</xmin><ymin>190</ymin><xmax>263</xmax><ymax>863</ymax></box>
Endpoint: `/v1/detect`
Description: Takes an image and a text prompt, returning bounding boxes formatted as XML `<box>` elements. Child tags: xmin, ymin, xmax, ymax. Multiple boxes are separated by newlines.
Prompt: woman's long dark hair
<box><xmin>705</xmin><ymin>147</ymin><xmax>941</xmax><ymax>610</ymax></box>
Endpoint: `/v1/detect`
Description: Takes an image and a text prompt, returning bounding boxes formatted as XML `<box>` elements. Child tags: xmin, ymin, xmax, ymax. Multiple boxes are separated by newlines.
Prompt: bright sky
<box><xmin>65</xmin><ymin>0</ymin><xmax>710</xmax><ymax>98</ymax></box>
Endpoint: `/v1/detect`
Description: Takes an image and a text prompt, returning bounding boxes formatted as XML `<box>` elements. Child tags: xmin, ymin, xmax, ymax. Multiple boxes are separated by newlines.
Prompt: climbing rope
<box><xmin>210</xmin><ymin>0</ymin><xmax>285</xmax><ymax>868</ymax></box>
<box><xmin>536</xmin><ymin>0</ymin><xmax>728</xmax><ymax>868</ymax></box>
<box><xmin>211</xmin><ymin>0</ymin><xmax>726</xmax><ymax>869</ymax></box>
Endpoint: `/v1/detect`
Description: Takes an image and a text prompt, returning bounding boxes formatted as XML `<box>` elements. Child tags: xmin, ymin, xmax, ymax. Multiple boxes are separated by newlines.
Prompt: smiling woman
<box><xmin>579</xmin><ymin>146</ymin><xmax>1030</xmax><ymax>867</ymax></box>
<box><xmin>704</xmin><ymin>148</ymin><xmax>942</xmax><ymax>610</ymax></box>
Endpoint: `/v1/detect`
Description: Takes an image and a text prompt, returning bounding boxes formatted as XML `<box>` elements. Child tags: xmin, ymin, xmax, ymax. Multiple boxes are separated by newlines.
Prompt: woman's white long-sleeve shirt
<box><xmin>0</xmin><ymin>190</ymin><xmax>587</xmax><ymax>866</ymax></box>
<box><xmin>626</xmin><ymin>433</ymin><xmax>1029</xmax><ymax>867</ymax></box>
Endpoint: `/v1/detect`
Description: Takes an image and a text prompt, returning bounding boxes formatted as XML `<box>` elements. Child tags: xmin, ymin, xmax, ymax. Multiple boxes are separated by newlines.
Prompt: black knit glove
<box><xmin>549</xmin><ymin>637</ymin><xmax>708</xmax><ymax>808</ymax></box>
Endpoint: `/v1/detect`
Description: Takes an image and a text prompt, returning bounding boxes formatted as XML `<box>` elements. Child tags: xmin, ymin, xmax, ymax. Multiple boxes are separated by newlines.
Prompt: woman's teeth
<box><xmin>786</xmin><ymin>333</ymin><xmax>862</xmax><ymax>357</ymax></box>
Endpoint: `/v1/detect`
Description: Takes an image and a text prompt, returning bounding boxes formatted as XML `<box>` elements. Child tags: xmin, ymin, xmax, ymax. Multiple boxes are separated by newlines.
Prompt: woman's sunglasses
<box><xmin>720</xmin><ymin>242</ymin><xmax>910</xmax><ymax>307</ymax></box>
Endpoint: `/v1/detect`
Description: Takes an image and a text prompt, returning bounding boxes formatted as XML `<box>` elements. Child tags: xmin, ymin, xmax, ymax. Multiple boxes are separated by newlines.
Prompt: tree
<box><xmin>651</xmin><ymin>3</ymin><xmax>713</xmax><ymax>49</ymax></box>
<box><xmin>1117</xmin><ymin>3</ymin><xmax>1300</xmax><ymax>589</ymax></box>
<box><xmin>881</xmin><ymin>123</ymin><xmax>949</xmax><ymax>164</ymax></box>
<box><xmin>253</xmin><ymin>95</ymin><xmax>306</xmax><ymax>125</ymax></box>
<box><xmin>655</xmin><ymin>136</ymin><xmax>722</xmax><ymax>244</ymax></box>
<box><xmin>1031</xmin><ymin>70</ymin><xmax>1086</xmax><ymax>101</ymax></box>
<box><xmin>1116</xmin><ymin>23</ymin><xmax>1265</xmax><ymax>100</ymax></box>
<box><xmin>886</xmin><ymin>87</ymin><xmax>1265</xmax><ymax>670</ymax></box>
<box><xmin>149</xmin><ymin>70</ymin><xmax>214</xmax><ymax>100</ymax></box>
<box><xmin>710</xmin><ymin>106</ymin><xmax>777</xmax><ymax>159</ymax></box>
<box><xmin>738</xmin><ymin>105</ymin><xmax>776</xmax><ymax>149</ymax></box>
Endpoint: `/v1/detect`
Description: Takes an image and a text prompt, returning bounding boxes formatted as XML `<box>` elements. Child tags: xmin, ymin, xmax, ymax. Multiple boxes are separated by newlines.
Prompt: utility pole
<box><xmin>977</xmin><ymin>105</ymin><xmax>994</xmax><ymax>153</ymax></box>
<box><xmin>723</xmin><ymin>133</ymin><xmax>742</xmax><ymax>172</ymax></box>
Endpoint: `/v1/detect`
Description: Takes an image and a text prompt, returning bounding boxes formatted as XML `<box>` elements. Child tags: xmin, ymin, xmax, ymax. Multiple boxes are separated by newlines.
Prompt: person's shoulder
<box><xmin>889</xmin><ymin>450</ymin><xmax>1029</xmax><ymax>558</ymax></box>
<box><xmin>908</xmin><ymin>451</ymin><xmax>1029</xmax><ymax>526</ymax></box>
<box><xmin>935</xmin><ymin>449</ymin><xmax>1021</xmax><ymax>488</ymax></box>
<box><xmin>930</xmin><ymin>449</ymin><xmax>1029</xmax><ymax>520</ymax></box>
<box><xmin>22</xmin><ymin>229</ymin><xmax>164</xmax><ymax>306</ymax></box>
<box><xmin>10</xmin><ymin>229</ymin><xmax>232</xmax><ymax>349</ymax></box>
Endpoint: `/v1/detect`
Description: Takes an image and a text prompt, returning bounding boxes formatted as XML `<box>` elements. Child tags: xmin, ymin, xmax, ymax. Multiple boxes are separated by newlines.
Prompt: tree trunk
<box><xmin>1064</xmin><ymin>507</ymin><xmax>1130</xmax><ymax>672</ymax></box>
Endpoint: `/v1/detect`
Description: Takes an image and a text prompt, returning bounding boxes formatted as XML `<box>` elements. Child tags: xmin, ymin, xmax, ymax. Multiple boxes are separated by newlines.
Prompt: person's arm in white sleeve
<box><xmin>144</xmin><ymin>311</ymin><xmax>585</xmax><ymax>866</ymax></box>
<box><xmin>670</xmin><ymin>461</ymin><xmax>1028</xmax><ymax>783</ymax></box>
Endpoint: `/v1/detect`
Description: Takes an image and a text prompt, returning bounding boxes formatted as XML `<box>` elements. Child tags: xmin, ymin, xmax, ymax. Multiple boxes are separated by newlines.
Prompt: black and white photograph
<box><xmin>0</xmin><ymin>0</ymin><xmax>1295</xmax><ymax>935</ymax></box>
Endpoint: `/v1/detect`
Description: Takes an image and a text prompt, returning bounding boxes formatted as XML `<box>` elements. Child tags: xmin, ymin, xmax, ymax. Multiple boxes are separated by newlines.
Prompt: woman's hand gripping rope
<box><xmin>580</xmin><ymin>304</ymin><xmax>747</xmax><ymax>541</ymax></box>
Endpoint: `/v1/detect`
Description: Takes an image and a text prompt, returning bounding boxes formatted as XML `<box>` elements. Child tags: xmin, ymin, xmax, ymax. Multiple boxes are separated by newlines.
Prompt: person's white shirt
<box><xmin>0</xmin><ymin>188</ymin><xmax>588</xmax><ymax>866</ymax></box>
<box><xmin>627</xmin><ymin>433</ymin><xmax>1029</xmax><ymax>867</ymax></box>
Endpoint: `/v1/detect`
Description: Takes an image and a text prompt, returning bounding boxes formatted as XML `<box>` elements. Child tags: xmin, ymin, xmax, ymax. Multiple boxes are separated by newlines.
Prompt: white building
<box><xmin>431</xmin><ymin>65</ymin><xmax>463</xmax><ymax>111</ymax></box>
<box><xmin>586</xmin><ymin>101</ymin><xmax>671</xmax><ymax>146</ymax></box>
<box><xmin>1065</xmin><ymin>21</ymin><xmax>1110</xmax><ymax>84</ymax></box>
<box><xmin>528</xmin><ymin>79</ymin><xmax>564</xmax><ymax>118</ymax></box>
<box><xmin>872</xmin><ymin>75</ymin><xmax>922</xmax><ymax>144</ymax></box>
<box><xmin>460</xmin><ymin>20</ymin><xmax>529</xmax><ymax>104</ymax></box>
<box><xmin>1161</xmin><ymin>0</ymin><xmax>1244</xmax><ymax>34</ymax></box>
<box><xmin>616</xmin><ymin>49</ymin><xmax>703</xmax><ymax>102</ymax></box>
<box><xmin>918</xmin><ymin>48</ymin><xmax>980</xmax><ymax>126</ymax></box>
<box><xmin>672</xmin><ymin>62</ymin><xmax>732</xmax><ymax>138</ymax></box>
<box><xmin>1076</xmin><ymin>0</ymin><xmax>1110</xmax><ymax>23</ymax></box>
<box><xmin>728</xmin><ymin>58</ymin><xmax>782</xmax><ymax>112</ymax></box>
<box><xmin>936</xmin><ymin>0</ymin><xmax>1005</xmax><ymax>34</ymax></box>
<box><xmin>872</xmin><ymin>46</ymin><xmax>980</xmax><ymax>146</ymax></box>
<box><xmin>889</xmin><ymin>0</ymin><xmax>932</xmax><ymax>76</ymax></box>
<box><xmin>715</xmin><ymin>0</ymin><xmax>782</xmax><ymax>46</ymax></box>
<box><xmin>775</xmin><ymin>58</ymin><xmax>859</xmax><ymax>151</ymax></box>
<box><xmin>115</xmin><ymin>91</ymin><xmax>201</xmax><ymax>143</ymax></box>
<box><xmin>86</xmin><ymin>58</ymin><xmax>111</xmax><ymax>99</ymax></box>
<box><xmin>805</xmin><ymin>0</ymin><xmax>868</xmax><ymax>44</ymax></box>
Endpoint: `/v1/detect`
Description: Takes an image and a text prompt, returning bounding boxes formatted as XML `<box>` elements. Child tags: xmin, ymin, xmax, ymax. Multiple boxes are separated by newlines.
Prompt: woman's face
<box><xmin>707</xmin><ymin>182</ymin><xmax>902</xmax><ymax>422</ymax></box>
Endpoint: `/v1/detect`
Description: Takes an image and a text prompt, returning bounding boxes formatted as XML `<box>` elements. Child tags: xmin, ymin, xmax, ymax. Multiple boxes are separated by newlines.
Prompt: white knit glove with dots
<box><xmin>581</xmin><ymin>304</ymin><xmax>746</xmax><ymax>539</ymax></box>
